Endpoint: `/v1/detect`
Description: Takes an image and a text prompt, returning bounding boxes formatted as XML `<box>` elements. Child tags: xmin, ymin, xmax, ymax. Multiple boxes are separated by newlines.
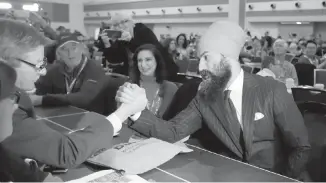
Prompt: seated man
<box><xmin>0</xmin><ymin>62</ymin><xmax>61</xmax><ymax>182</ymax></box>
<box><xmin>115</xmin><ymin>21</ymin><xmax>311</xmax><ymax>180</ymax></box>
<box><xmin>0</xmin><ymin>19</ymin><xmax>117</xmax><ymax>168</ymax></box>
<box><xmin>298</xmin><ymin>40</ymin><xmax>326</xmax><ymax>69</ymax></box>
<box><xmin>33</xmin><ymin>33</ymin><xmax>107</xmax><ymax>113</ymax></box>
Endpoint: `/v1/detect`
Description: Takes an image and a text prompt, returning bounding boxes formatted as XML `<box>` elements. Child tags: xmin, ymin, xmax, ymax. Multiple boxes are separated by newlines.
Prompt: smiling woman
<box><xmin>129</xmin><ymin>44</ymin><xmax>178</xmax><ymax>118</ymax></box>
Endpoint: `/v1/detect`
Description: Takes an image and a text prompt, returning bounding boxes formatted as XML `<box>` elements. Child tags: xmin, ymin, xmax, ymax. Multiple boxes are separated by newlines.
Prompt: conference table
<box><xmin>34</xmin><ymin>106</ymin><xmax>297</xmax><ymax>182</ymax></box>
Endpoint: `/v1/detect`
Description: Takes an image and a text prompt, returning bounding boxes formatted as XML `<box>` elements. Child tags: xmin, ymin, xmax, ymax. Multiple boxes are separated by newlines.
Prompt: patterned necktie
<box><xmin>223</xmin><ymin>90</ymin><xmax>246</xmax><ymax>159</ymax></box>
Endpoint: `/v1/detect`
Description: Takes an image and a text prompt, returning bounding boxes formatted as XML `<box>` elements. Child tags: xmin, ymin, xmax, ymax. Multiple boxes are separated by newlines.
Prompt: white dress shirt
<box><xmin>106</xmin><ymin>69</ymin><xmax>245</xmax><ymax>133</ymax></box>
<box><xmin>106</xmin><ymin>114</ymin><xmax>123</xmax><ymax>135</ymax></box>
<box><xmin>225</xmin><ymin>69</ymin><xmax>244</xmax><ymax>128</ymax></box>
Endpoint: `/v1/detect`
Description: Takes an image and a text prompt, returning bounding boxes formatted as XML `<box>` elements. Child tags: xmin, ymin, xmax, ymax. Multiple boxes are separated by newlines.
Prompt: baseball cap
<box><xmin>56</xmin><ymin>33</ymin><xmax>85</xmax><ymax>51</ymax></box>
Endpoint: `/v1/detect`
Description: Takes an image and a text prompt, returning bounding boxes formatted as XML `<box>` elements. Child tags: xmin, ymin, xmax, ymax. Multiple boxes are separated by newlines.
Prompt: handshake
<box><xmin>114</xmin><ymin>82</ymin><xmax>148</xmax><ymax>120</ymax></box>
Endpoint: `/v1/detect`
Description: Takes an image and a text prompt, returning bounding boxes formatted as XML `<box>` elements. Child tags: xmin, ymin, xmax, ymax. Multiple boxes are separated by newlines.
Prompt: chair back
<box><xmin>175</xmin><ymin>59</ymin><xmax>189</xmax><ymax>73</ymax></box>
<box><xmin>163</xmin><ymin>79</ymin><xmax>200</xmax><ymax>120</ymax></box>
<box><xmin>294</xmin><ymin>63</ymin><xmax>316</xmax><ymax>86</ymax></box>
<box><xmin>291</xmin><ymin>87</ymin><xmax>326</xmax><ymax>181</ymax></box>
<box><xmin>187</xmin><ymin>58</ymin><xmax>200</xmax><ymax>73</ymax></box>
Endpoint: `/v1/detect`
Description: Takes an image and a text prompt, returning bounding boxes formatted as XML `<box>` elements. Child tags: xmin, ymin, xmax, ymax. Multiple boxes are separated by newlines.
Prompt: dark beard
<box><xmin>198</xmin><ymin>67</ymin><xmax>231</xmax><ymax>103</ymax></box>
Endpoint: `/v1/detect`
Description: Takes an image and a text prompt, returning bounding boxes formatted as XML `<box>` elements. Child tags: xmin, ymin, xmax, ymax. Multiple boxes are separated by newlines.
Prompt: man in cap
<box><xmin>114</xmin><ymin>21</ymin><xmax>310</xmax><ymax>180</ymax></box>
<box><xmin>32</xmin><ymin>33</ymin><xmax>107</xmax><ymax>114</ymax></box>
<box><xmin>99</xmin><ymin>12</ymin><xmax>178</xmax><ymax>80</ymax></box>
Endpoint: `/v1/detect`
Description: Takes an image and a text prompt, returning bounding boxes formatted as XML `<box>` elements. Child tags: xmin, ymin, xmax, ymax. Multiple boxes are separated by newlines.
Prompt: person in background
<box><xmin>316</xmin><ymin>41</ymin><xmax>326</xmax><ymax>57</ymax></box>
<box><xmin>176</xmin><ymin>33</ymin><xmax>189</xmax><ymax>58</ymax></box>
<box><xmin>100</xmin><ymin>13</ymin><xmax>178</xmax><ymax>80</ymax></box>
<box><xmin>262</xmin><ymin>33</ymin><xmax>274</xmax><ymax>56</ymax></box>
<box><xmin>162</xmin><ymin>38</ymin><xmax>178</xmax><ymax>62</ymax></box>
<box><xmin>256</xmin><ymin>56</ymin><xmax>276</xmax><ymax>79</ymax></box>
<box><xmin>129</xmin><ymin>44</ymin><xmax>177</xmax><ymax>118</ymax></box>
<box><xmin>289</xmin><ymin>42</ymin><xmax>304</xmax><ymax>64</ymax></box>
<box><xmin>32</xmin><ymin>33</ymin><xmax>107</xmax><ymax>113</ymax></box>
<box><xmin>187</xmin><ymin>42</ymin><xmax>197</xmax><ymax>59</ymax></box>
<box><xmin>299</xmin><ymin>40</ymin><xmax>326</xmax><ymax>69</ymax></box>
<box><xmin>288</xmin><ymin>33</ymin><xmax>298</xmax><ymax>43</ymax></box>
<box><xmin>115</xmin><ymin>21</ymin><xmax>311</xmax><ymax>181</ymax></box>
<box><xmin>288</xmin><ymin>42</ymin><xmax>298</xmax><ymax>55</ymax></box>
<box><xmin>269</xmin><ymin>39</ymin><xmax>298</xmax><ymax>85</ymax></box>
<box><xmin>298</xmin><ymin>39</ymin><xmax>307</xmax><ymax>49</ymax></box>
<box><xmin>56</xmin><ymin>26</ymin><xmax>67</xmax><ymax>36</ymax></box>
<box><xmin>0</xmin><ymin>19</ymin><xmax>115</xmax><ymax>169</ymax></box>
<box><xmin>0</xmin><ymin>62</ymin><xmax>62</xmax><ymax>182</ymax></box>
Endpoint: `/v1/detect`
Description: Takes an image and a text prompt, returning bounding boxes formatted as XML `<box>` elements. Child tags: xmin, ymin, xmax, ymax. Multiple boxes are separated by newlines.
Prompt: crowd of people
<box><xmin>242</xmin><ymin>31</ymin><xmax>326</xmax><ymax>86</ymax></box>
<box><xmin>0</xmin><ymin>9</ymin><xmax>322</xmax><ymax>182</ymax></box>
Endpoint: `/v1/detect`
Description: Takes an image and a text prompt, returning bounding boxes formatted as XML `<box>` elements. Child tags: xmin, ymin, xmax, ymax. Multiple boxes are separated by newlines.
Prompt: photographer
<box><xmin>99</xmin><ymin>13</ymin><xmax>178</xmax><ymax>80</ymax></box>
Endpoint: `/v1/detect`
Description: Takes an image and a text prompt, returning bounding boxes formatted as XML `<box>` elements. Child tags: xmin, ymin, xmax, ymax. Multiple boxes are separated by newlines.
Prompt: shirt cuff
<box><xmin>130</xmin><ymin>112</ymin><xmax>141</xmax><ymax>121</ymax></box>
<box><xmin>106</xmin><ymin>113</ymin><xmax>123</xmax><ymax>135</ymax></box>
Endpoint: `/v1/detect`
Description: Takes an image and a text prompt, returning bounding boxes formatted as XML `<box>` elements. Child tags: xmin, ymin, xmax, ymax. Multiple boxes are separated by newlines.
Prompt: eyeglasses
<box><xmin>16</xmin><ymin>58</ymin><xmax>47</xmax><ymax>75</ymax></box>
<box><xmin>10</xmin><ymin>91</ymin><xmax>21</xmax><ymax>104</ymax></box>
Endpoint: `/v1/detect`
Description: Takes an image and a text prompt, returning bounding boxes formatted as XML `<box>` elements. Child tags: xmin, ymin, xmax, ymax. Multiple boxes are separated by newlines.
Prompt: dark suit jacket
<box><xmin>2</xmin><ymin>89</ymin><xmax>114</xmax><ymax>169</ymax></box>
<box><xmin>129</xmin><ymin>72</ymin><xmax>311</xmax><ymax>179</ymax></box>
<box><xmin>0</xmin><ymin>144</ymin><xmax>47</xmax><ymax>182</ymax></box>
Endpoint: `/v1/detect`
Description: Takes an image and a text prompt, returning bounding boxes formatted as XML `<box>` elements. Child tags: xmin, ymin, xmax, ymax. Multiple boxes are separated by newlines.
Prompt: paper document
<box><xmin>129</xmin><ymin>134</ymin><xmax>192</xmax><ymax>153</ymax></box>
<box><xmin>87</xmin><ymin>138</ymin><xmax>192</xmax><ymax>175</ymax></box>
<box><xmin>66</xmin><ymin>170</ymin><xmax>148</xmax><ymax>183</ymax></box>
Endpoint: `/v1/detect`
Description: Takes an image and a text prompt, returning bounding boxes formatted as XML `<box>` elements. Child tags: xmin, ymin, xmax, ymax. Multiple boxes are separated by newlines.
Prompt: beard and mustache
<box><xmin>198</xmin><ymin>59</ymin><xmax>232</xmax><ymax>103</ymax></box>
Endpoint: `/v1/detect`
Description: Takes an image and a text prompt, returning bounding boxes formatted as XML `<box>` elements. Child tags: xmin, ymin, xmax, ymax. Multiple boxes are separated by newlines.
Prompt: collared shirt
<box><xmin>225</xmin><ymin>69</ymin><xmax>244</xmax><ymax>128</ymax></box>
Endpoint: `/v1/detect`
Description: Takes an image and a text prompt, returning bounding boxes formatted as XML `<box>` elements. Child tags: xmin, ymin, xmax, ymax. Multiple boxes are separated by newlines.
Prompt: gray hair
<box><xmin>0</xmin><ymin>19</ymin><xmax>48</xmax><ymax>66</ymax></box>
<box><xmin>273</xmin><ymin>39</ymin><xmax>288</xmax><ymax>49</ymax></box>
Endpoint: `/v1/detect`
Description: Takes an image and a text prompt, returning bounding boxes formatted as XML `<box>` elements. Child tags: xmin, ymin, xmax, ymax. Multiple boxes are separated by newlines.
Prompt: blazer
<box><xmin>2</xmin><ymin>89</ymin><xmax>114</xmax><ymax>169</ymax></box>
<box><xmin>129</xmin><ymin>72</ymin><xmax>311</xmax><ymax>179</ymax></box>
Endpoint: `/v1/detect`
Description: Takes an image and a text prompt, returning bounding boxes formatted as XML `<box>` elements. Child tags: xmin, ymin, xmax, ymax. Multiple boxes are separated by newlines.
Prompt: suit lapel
<box><xmin>208</xmin><ymin>93</ymin><xmax>244</xmax><ymax>157</ymax></box>
<box><xmin>242</xmin><ymin>73</ymin><xmax>258</xmax><ymax>157</ymax></box>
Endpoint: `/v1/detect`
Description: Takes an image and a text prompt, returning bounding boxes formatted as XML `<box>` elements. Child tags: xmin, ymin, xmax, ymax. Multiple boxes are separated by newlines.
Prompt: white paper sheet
<box><xmin>87</xmin><ymin>138</ymin><xmax>193</xmax><ymax>175</ymax></box>
<box><xmin>66</xmin><ymin>170</ymin><xmax>148</xmax><ymax>183</ymax></box>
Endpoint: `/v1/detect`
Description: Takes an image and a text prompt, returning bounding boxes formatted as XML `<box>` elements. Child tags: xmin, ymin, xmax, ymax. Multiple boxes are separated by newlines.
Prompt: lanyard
<box><xmin>140</xmin><ymin>83</ymin><xmax>161</xmax><ymax>115</ymax></box>
<box><xmin>304</xmin><ymin>55</ymin><xmax>317</xmax><ymax>66</ymax></box>
<box><xmin>65</xmin><ymin>57</ymin><xmax>88</xmax><ymax>94</ymax></box>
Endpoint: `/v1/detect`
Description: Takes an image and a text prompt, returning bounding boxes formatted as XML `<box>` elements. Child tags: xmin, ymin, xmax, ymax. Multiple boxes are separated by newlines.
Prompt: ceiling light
<box><xmin>22</xmin><ymin>3</ymin><xmax>39</xmax><ymax>12</ymax></box>
<box><xmin>296</xmin><ymin>22</ymin><xmax>302</xmax><ymax>24</ymax></box>
<box><xmin>0</xmin><ymin>2</ymin><xmax>12</xmax><ymax>9</ymax></box>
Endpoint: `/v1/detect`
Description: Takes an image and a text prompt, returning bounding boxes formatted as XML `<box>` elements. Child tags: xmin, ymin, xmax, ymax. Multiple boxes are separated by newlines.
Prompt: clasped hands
<box><xmin>115</xmin><ymin>82</ymin><xmax>148</xmax><ymax>119</ymax></box>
